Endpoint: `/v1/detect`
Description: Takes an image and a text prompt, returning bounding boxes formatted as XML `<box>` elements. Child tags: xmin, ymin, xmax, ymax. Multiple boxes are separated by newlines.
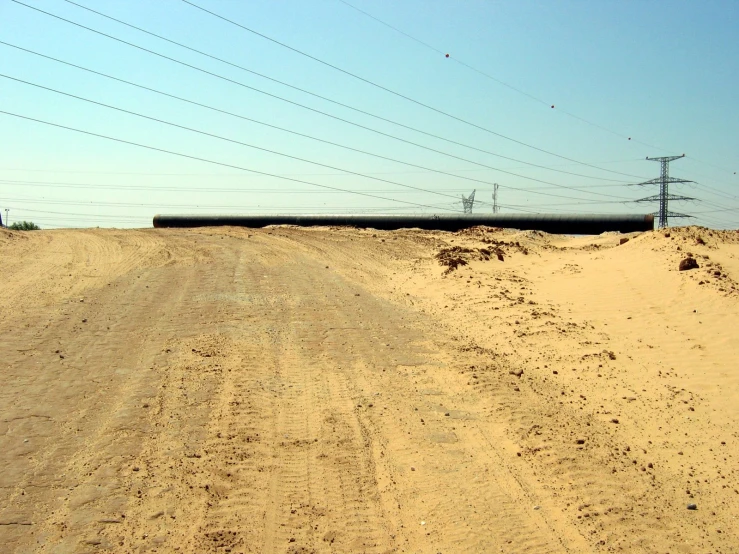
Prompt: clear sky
<box><xmin>1</xmin><ymin>0</ymin><xmax>737</xmax><ymax>229</ymax></box>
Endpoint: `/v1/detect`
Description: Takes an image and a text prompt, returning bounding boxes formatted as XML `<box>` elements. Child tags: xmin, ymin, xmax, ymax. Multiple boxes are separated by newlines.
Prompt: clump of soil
<box><xmin>480</xmin><ymin>237</ymin><xmax>529</xmax><ymax>255</ymax></box>
<box><xmin>436</xmin><ymin>245</ymin><xmax>505</xmax><ymax>275</ymax></box>
<box><xmin>679</xmin><ymin>257</ymin><xmax>699</xmax><ymax>271</ymax></box>
<box><xmin>436</xmin><ymin>246</ymin><xmax>475</xmax><ymax>273</ymax></box>
<box><xmin>436</xmin><ymin>245</ymin><xmax>505</xmax><ymax>274</ymax></box>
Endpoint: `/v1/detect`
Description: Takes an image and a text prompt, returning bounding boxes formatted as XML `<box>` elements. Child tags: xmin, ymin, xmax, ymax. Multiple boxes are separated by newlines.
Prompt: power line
<box><xmin>0</xmin><ymin>50</ymin><xmax>625</xmax><ymax>201</ymax></box>
<box><xmin>0</xmin><ymin>73</ymin><xmax>500</xmax><ymax>208</ymax></box>
<box><xmin>690</xmin><ymin>195</ymin><xmax>739</xmax><ymax>213</ymax></box>
<box><xmin>0</xmin><ymin>178</ymin><xmax>488</xmax><ymax>194</ymax></box>
<box><xmin>11</xmin><ymin>0</ymin><xmax>735</xmax><ymax>212</ymax></box>
<box><xmin>2</xmin><ymin>10</ymin><xmax>641</xmax><ymax>187</ymax></box>
<box><xmin>692</xmin><ymin>181</ymin><xmax>739</xmax><ymax>201</ymax></box>
<box><xmin>701</xmin><ymin>212</ymin><xmax>739</xmax><ymax>227</ymax></box>
<box><xmin>1</xmin><ymin>195</ymin><xmax>458</xmax><ymax>211</ymax></box>
<box><xmin>15</xmin><ymin>73</ymin><xmax>630</xmax><ymax>211</ymax></box>
<box><xmin>684</xmin><ymin>155</ymin><xmax>738</xmax><ymax>176</ymax></box>
<box><xmin>0</xmin><ymin>175</ymin><xmax>634</xmax><ymax>190</ymax></box>
<box><xmin>0</xmin><ymin>195</ymin><xmax>630</xmax><ymax>210</ymax></box>
<box><xmin>10</xmin><ymin>205</ymin><xmax>453</xmax><ymax>217</ymax></box>
<box><xmin>692</xmin><ymin>208</ymin><xmax>739</xmax><ymax>215</ymax></box>
<box><xmin>39</xmin><ymin>0</ymin><xmax>647</xmax><ymax>182</ymax></box>
<box><xmin>0</xmin><ymin>42</ymin><xmax>633</xmax><ymax>202</ymax></box>
<box><xmin>336</xmin><ymin>0</ymin><xmax>738</xmax><ymax>177</ymax></box>
<box><xmin>176</xmin><ymin>0</ymin><xmax>649</xmax><ymax>180</ymax></box>
<box><xmin>0</xmin><ymin>109</ymin><xmax>460</xmax><ymax>212</ymax></box>
<box><xmin>0</xmin><ymin>180</ymin><xmax>646</xmax><ymax>215</ymax></box>
<box><xmin>0</xmin><ymin>157</ymin><xmax>646</xmax><ymax>176</ymax></box>
<box><xmin>338</xmin><ymin>0</ymin><xmax>656</xmax><ymax>148</ymax></box>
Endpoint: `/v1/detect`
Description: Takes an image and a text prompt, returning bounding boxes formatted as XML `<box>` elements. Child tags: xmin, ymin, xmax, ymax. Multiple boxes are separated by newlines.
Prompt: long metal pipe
<box><xmin>153</xmin><ymin>214</ymin><xmax>654</xmax><ymax>234</ymax></box>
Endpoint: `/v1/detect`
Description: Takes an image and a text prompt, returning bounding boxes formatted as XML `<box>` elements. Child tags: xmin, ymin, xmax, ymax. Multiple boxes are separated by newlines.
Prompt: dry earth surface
<box><xmin>1</xmin><ymin>224</ymin><xmax>738</xmax><ymax>554</ymax></box>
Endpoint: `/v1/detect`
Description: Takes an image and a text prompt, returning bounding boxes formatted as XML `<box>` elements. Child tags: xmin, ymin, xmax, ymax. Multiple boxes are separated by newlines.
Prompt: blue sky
<box><xmin>1</xmin><ymin>0</ymin><xmax>737</xmax><ymax>229</ymax></box>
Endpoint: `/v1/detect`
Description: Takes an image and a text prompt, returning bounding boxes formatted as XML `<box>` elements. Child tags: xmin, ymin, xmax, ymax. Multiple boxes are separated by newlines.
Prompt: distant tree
<box><xmin>9</xmin><ymin>221</ymin><xmax>41</xmax><ymax>230</ymax></box>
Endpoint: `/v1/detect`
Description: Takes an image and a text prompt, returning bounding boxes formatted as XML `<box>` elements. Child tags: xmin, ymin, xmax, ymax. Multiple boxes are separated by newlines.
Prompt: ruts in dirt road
<box><xmin>1</xmin><ymin>225</ymin><xmax>738</xmax><ymax>553</ymax></box>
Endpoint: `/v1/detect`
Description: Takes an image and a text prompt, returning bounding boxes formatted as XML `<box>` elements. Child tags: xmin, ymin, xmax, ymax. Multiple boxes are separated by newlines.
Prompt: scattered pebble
<box><xmin>687</xmin><ymin>503</ymin><xmax>698</xmax><ymax>510</ymax></box>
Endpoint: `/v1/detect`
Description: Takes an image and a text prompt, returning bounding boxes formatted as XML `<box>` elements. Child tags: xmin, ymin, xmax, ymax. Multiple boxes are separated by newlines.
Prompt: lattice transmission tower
<box><xmin>632</xmin><ymin>155</ymin><xmax>695</xmax><ymax>228</ymax></box>
<box><xmin>462</xmin><ymin>189</ymin><xmax>476</xmax><ymax>214</ymax></box>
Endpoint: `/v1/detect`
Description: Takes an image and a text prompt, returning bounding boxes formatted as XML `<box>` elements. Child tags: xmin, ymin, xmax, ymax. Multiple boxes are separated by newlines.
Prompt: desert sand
<box><xmin>0</xmin><ymin>224</ymin><xmax>737</xmax><ymax>553</ymax></box>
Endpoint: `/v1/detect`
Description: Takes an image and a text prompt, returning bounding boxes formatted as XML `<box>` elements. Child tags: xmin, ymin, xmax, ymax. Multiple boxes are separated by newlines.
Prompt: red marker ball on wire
<box><xmin>445</xmin><ymin>53</ymin><xmax>449</xmax><ymax>58</ymax></box>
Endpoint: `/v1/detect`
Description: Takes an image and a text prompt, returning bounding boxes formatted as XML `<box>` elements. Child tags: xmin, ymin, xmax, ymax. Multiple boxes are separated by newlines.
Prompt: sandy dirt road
<box><xmin>1</xmin><ymin>225</ymin><xmax>737</xmax><ymax>553</ymax></box>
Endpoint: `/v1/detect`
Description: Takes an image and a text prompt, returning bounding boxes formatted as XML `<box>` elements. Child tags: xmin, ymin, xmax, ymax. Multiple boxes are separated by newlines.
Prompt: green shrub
<box><xmin>9</xmin><ymin>221</ymin><xmax>41</xmax><ymax>231</ymax></box>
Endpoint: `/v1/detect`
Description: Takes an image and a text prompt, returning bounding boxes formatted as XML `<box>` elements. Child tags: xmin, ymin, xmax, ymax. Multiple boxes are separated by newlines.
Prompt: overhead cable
<box><xmin>0</xmin><ymin>109</ymin><xmax>461</xmax><ymax>212</ymax></box>
<box><xmin>0</xmin><ymin>41</ymin><xmax>631</xmax><ymax>201</ymax></box>
<box><xmin>336</xmin><ymin>0</ymin><xmax>738</xmax><ymax>178</ymax></box>
<box><xmin>31</xmin><ymin>0</ymin><xmax>647</xmax><ymax>182</ymax></box>
<box><xmin>175</xmin><ymin>0</ymin><xmax>649</xmax><ymax>179</ymax></box>
<box><xmin>0</xmin><ymin>47</ymin><xmax>630</xmax><ymax>199</ymax></box>
<box><xmin>0</xmin><ymin>13</ymin><xmax>641</xmax><ymax>186</ymax></box>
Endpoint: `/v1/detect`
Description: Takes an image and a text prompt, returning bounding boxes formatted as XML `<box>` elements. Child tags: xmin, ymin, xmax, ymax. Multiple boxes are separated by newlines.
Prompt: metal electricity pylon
<box><xmin>492</xmin><ymin>183</ymin><xmax>499</xmax><ymax>213</ymax></box>
<box><xmin>462</xmin><ymin>189</ymin><xmax>476</xmax><ymax>214</ymax></box>
<box><xmin>632</xmin><ymin>155</ymin><xmax>695</xmax><ymax>228</ymax></box>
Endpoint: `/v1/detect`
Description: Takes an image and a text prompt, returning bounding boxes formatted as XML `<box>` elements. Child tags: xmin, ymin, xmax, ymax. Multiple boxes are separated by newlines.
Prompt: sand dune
<box><xmin>1</xmin><ymin>225</ymin><xmax>737</xmax><ymax>553</ymax></box>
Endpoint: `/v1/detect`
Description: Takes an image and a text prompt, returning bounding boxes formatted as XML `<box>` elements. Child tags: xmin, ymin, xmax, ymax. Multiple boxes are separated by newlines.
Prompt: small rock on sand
<box><xmin>679</xmin><ymin>257</ymin><xmax>699</xmax><ymax>271</ymax></box>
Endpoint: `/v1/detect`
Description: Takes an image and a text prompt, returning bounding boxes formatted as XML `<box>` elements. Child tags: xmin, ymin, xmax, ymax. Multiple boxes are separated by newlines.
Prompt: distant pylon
<box><xmin>462</xmin><ymin>189</ymin><xmax>476</xmax><ymax>214</ymax></box>
<box><xmin>492</xmin><ymin>183</ymin><xmax>499</xmax><ymax>213</ymax></box>
<box><xmin>632</xmin><ymin>155</ymin><xmax>695</xmax><ymax>228</ymax></box>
